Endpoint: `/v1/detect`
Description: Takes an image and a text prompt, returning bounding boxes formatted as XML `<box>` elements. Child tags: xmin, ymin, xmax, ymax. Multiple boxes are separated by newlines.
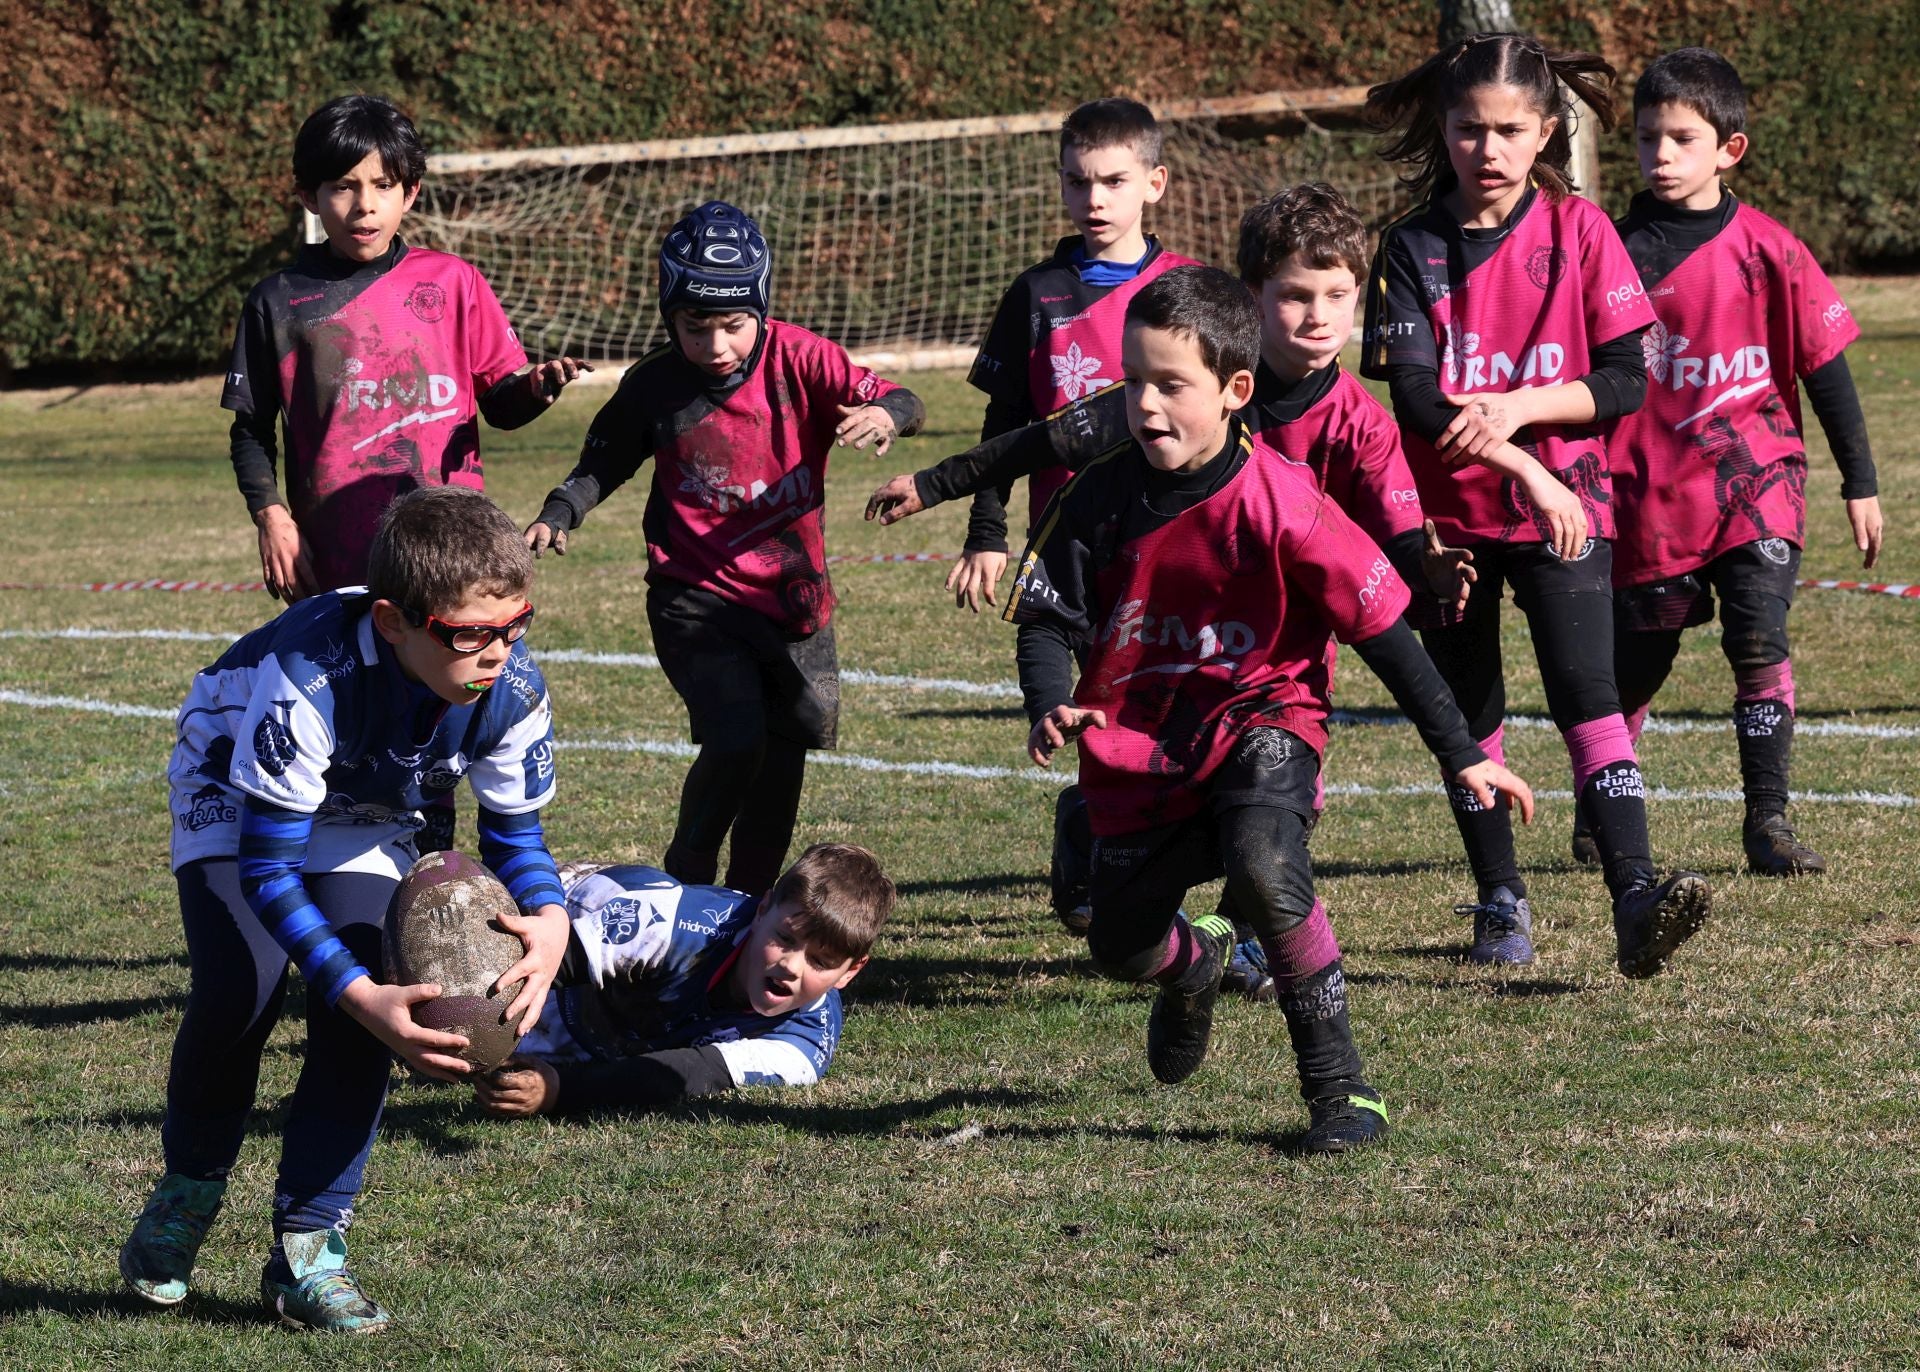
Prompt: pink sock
<box><xmin>1734</xmin><ymin>659</ymin><xmax>1795</xmax><ymax>713</ymax></box>
<box><xmin>1148</xmin><ymin>914</ymin><xmax>1205</xmax><ymax>985</ymax></box>
<box><xmin>1564</xmin><ymin>715</ymin><xmax>1636</xmax><ymax>794</ymax></box>
<box><xmin>1261</xmin><ymin>901</ymin><xmax>1341</xmax><ymax>989</ymax></box>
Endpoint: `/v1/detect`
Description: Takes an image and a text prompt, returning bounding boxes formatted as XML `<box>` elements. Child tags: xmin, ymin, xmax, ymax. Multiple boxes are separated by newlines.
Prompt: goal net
<box><xmin>404</xmin><ymin>88</ymin><xmax>1408</xmax><ymax>367</ymax></box>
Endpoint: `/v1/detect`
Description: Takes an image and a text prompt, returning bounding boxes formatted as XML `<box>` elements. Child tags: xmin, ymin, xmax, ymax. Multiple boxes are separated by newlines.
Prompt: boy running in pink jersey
<box><xmin>1004</xmin><ymin>266</ymin><xmax>1534</xmax><ymax>1151</ymax></box>
<box><xmin>1363</xmin><ymin>32</ymin><xmax>1712</xmax><ymax>975</ymax></box>
<box><xmin>865</xmin><ymin>183</ymin><xmax>1475</xmax><ymax>994</ymax></box>
<box><xmin>525</xmin><ymin>203</ymin><xmax>924</xmax><ymax>897</ymax></box>
<box><xmin>1570</xmin><ymin>47</ymin><xmax>1885</xmax><ymax>876</ymax></box>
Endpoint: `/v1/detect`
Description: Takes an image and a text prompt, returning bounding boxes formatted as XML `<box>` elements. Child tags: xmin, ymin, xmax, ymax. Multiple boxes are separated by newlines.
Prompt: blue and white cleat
<box><xmin>1219</xmin><ymin>936</ymin><xmax>1276</xmax><ymax>1002</ymax></box>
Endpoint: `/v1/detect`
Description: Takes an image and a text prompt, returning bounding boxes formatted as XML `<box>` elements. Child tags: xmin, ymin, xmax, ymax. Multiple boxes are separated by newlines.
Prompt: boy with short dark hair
<box><xmin>1004</xmin><ymin>265</ymin><xmax>1534</xmax><ymax>1151</ymax></box>
<box><xmin>475</xmin><ymin>843</ymin><xmax>894</xmax><ymax>1118</ymax></box>
<box><xmin>948</xmin><ymin>96</ymin><xmax>1198</xmax><ymax>613</ymax></box>
<box><xmin>121</xmin><ymin>486</ymin><xmax>572</xmax><ymax>1333</ymax></box>
<box><xmin>524</xmin><ymin>202</ymin><xmax>923</xmax><ymax>898</ymax></box>
<box><xmin>1589</xmin><ymin>46</ymin><xmax>1886</xmax><ymax>875</ymax></box>
<box><xmin>226</xmin><ymin>94</ymin><xmax>589</xmax><ymax>603</ymax></box>
<box><xmin>865</xmin><ymin>183</ymin><xmax>1473</xmax><ymax>977</ymax></box>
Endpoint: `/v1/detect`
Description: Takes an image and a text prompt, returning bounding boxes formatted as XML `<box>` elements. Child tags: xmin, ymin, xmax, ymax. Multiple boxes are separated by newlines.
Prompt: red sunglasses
<box><xmin>403</xmin><ymin>601</ymin><xmax>536</xmax><ymax>653</ymax></box>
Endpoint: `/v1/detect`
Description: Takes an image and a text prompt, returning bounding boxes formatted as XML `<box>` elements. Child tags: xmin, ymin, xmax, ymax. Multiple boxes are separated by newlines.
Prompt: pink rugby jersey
<box><xmin>1007</xmin><ymin>427</ymin><xmax>1410</xmax><ymax>835</ymax></box>
<box><xmin>1609</xmin><ymin>201</ymin><xmax>1860</xmax><ymax>585</ymax></box>
<box><xmin>1253</xmin><ymin>364</ymin><xmax>1426</xmax><ymax>548</ymax></box>
<box><xmin>547</xmin><ymin>320</ymin><xmax>908</xmax><ymax>636</ymax></box>
<box><xmin>223</xmin><ymin>243</ymin><xmax>528</xmax><ymax>590</ymax></box>
<box><xmin>970</xmin><ymin>237</ymin><xmax>1199</xmax><ymax>526</ymax></box>
<box><xmin>1363</xmin><ymin>189</ymin><xmax>1656</xmax><ymax>545</ymax></box>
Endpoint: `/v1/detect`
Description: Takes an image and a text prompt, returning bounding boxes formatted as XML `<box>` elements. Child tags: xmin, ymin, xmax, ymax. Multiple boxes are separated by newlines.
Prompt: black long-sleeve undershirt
<box><xmin>1383</xmin><ymin>328</ymin><xmax>1648</xmax><ymax>448</ymax></box>
<box><xmin>1801</xmin><ymin>353</ymin><xmax>1877</xmax><ymax>498</ymax></box>
<box><xmin>1348</xmin><ymin>620</ymin><xmax>1485</xmax><ymax>775</ymax></box>
<box><xmin>1020</xmin><ymin>614</ymin><xmax>1487</xmax><ymax>777</ymax></box>
<box><xmin>547</xmin><ymin>1044</ymin><xmax>735</xmax><ymax>1115</ymax></box>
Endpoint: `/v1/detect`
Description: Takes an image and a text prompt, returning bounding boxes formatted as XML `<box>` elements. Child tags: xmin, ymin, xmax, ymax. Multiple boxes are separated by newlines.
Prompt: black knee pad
<box><xmin>1721</xmin><ymin>624</ymin><xmax>1789</xmax><ymax>675</ymax></box>
<box><xmin>1218</xmin><ymin>806</ymin><xmax>1316</xmax><ymax>940</ymax></box>
<box><xmin>1085</xmin><ymin>922</ymin><xmax>1168</xmax><ymax>983</ymax></box>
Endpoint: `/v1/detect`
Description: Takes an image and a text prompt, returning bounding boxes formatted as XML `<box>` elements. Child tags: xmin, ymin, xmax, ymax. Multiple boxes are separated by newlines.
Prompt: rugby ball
<box><xmin>382</xmin><ymin>850</ymin><xmax>528</xmax><ymax>1070</ymax></box>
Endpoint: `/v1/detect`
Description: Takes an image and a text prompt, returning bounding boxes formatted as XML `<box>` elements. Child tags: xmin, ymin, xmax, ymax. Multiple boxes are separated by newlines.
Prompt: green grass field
<box><xmin>1</xmin><ymin>282</ymin><xmax>1916</xmax><ymax>1369</ymax></box>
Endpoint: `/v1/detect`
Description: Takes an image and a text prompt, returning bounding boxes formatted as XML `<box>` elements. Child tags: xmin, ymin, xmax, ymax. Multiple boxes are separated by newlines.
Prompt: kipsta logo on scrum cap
<box><xmin>660</xmin><ymin>200</ymin><xmax>770</xmax><ymax>318</ymax></box>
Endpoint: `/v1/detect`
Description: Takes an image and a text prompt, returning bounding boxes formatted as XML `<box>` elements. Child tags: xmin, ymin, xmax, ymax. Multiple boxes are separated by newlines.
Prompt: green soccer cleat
<box><xmin>262</xmin><ymin>1228</ymin><xmax>392</xmax><ymax>1335</ymax></box>
<box><xmin>120</xmin><ymin>1173</ymin><xmax>227</xmax><ymax>1307</ymax></box>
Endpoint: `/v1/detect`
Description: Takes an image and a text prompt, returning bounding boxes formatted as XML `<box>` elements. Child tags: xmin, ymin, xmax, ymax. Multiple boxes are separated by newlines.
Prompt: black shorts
<box><xmin>646</xmin><ymin>579</ymin><xmax>840</xmax><ymax>750</ymax></box>
<box><xmin>1614</xmin><ymin>539</ymin><xmax>1801</xmax><ymax>635</ymax></box>
<box><xmin>1089</xmin><ymin>726</ymin><xmax>1321</xmax><ymax>929</ymax></box>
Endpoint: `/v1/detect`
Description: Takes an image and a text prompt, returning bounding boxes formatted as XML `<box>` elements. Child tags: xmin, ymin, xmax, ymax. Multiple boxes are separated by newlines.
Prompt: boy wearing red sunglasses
<box><xmin>121</xmin><ymin>486</ymin><xmax>571</xmax><ymax>1334</ymax></box>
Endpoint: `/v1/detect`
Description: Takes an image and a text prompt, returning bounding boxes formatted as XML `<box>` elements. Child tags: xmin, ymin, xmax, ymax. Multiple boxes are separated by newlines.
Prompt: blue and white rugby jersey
<box><xmin>522</xmin><ymin>864</ymin><xmax>842</xmax><ymax>1089</ymax></box>
<box><xmin>168</xmin><ymin>589</ymin><xmax>557</xmax><ymax>876</ymax></box>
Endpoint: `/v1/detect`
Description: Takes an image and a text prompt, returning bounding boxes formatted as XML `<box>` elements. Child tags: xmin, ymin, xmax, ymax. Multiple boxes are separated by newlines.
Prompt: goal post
<box><xmin>404</xmin><ymin>87</ymin><xmax>1408</xmax><ymax>370</ymax></box>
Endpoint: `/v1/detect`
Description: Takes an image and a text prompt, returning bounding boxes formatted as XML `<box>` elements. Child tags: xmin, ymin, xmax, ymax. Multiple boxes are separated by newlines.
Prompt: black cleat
<box><xmin>1298</xmin><ymin>1087</ymin><xmax>1390</xmax><ymax>1155</ymax></box>
<box><xmin>1145</xmin><ymin>917</ymin><xmax>1230</xmax><ymax>1084</ymax></box>
<box><xmin>1614</xmin><ymin>872</ymin><xmax>1712</xmax><ymax>979</ymax></box>
<box><xmin>1744</xmin><ymin>817</ymin><xmax>1827</xmax><ymax>877</ymax></box>
<box><xmin>1570</xmin><ymin>818</ymin><xmax>1601</xmax><ymax>868</ymax></box>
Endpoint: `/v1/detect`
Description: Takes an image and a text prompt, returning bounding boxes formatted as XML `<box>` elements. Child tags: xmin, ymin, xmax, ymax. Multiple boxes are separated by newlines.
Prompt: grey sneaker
<box><xmin>262</xmin><ymin>1229</ymin><xmax>392</xmax><ymax>1335</ymax></box>
<box><xmin>1614</xmin><ymin>872</ymin><xmax>1712</xmax><ymax>978</ymax></box>
<box><xmin>120</xmin><ymin>1173</ymin><xmax>226</xmax><ymax>1306</ymax></box>
<box><xmin>1456</xmin><ymin>888</ymin><xmax>1535</xmax><ymax>965</ymax></box>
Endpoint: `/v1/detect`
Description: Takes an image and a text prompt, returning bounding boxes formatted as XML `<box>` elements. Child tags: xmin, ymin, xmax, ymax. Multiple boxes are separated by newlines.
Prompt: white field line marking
<box><xmin>11</xmin><ymin>627</ymin><xmax>1918</xmax><ymax>740</ymax></box>
<box><xmin>0</xmin><ymin>688</ymin><xmax>176</xmax><ymax>720</ymax></box>
<box><xmin>0</xmin><ymin>688</ymin><xmax>1910</xmax><ymax>808</ymax></box>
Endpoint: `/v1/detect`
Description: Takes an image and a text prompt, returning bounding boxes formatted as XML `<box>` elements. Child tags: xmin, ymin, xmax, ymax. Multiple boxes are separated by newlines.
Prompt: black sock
<box><xmin>723</xmin><ymin>736</ymin><xmax>807</xmax><ymax>896</ymax></box>
<box><xmin>1581</xmin><ymin>765</ymin><xmax>1656</xmax><ymax>899</ymax></box>
<box><xmin>1445</xmin><ymin>779</ymin><xmax>1524</xmax><ymax>899</ymax></box>
<box><xmin>1279</xmin><ymin>959</ymin><xmax>1365</xmax><ymax>1100</ymax></box>
<box><xmin>662</xmin><ymin>840</ymin><xmax>719</xmax><ymax>888</ymax></box>
<box><xmin>1735</xmin><ymin>699</ymin><xmax>1793</xmax><ymax>827</ymax></box>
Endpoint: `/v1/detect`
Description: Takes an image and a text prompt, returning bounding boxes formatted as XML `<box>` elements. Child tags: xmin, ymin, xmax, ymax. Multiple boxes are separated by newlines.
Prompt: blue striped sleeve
<box><xmin>236</xmin><ymin>795</ymin><xmax>369</xmax><ymax>1006</ymax></box>
<box><xmin>476</xmin><ymin>805</ymin><xmax>565</xmax><ymax>913</ymax></box>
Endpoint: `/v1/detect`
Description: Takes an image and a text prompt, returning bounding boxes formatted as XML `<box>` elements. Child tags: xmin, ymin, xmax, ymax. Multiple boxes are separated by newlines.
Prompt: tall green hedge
<box><xmin>5</xmin><ymin>0</ymin><xmax>1915</xmax><ymax>374</ymax></box>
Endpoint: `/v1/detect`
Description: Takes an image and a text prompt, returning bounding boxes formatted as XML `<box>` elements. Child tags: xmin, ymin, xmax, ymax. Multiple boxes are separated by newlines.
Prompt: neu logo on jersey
<box><xmin>1356</xmin><ymin>557</ymin><xmax>1394</xmax><ymax>611</ymax></box>
<box><xmin>1605</xmin><ymin>279</ymin><xmax>1647</xmax><ymax>311</ymax></box>
<box><xmin>1101</xmin><ymin>597</ymin><xmax>1255</xmax><ymax>662</ymax></box>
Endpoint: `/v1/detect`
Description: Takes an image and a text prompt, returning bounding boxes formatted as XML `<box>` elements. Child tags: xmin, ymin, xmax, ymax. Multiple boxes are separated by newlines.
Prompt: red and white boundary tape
<box><xmin>1796</xmin><ymin>577</ymin><xmax>1919</xmax><ymax>599</ymax></box>
<box><xmin>0</xmin><ymin>565</ymin><xmax>1911</xmax><ymax>597</ymax></box>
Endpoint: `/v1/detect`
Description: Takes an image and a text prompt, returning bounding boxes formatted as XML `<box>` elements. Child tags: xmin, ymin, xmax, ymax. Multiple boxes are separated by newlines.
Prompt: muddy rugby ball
<box><xmin>382</xmin><ymin>850</ymin><xmax>529</xmax><ymax>1070</ymax></box>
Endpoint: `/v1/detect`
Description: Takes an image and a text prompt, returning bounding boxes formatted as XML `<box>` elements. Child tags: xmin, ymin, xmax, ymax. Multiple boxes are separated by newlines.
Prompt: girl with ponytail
<box><xmin>1360</xmin><ymin>32</ymin><xmax>1714</xmax><ymax>978</ymax></box>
